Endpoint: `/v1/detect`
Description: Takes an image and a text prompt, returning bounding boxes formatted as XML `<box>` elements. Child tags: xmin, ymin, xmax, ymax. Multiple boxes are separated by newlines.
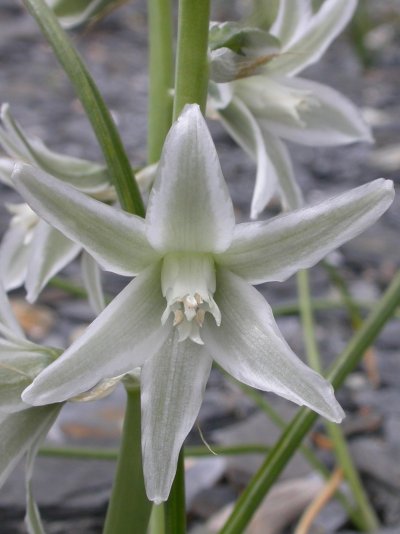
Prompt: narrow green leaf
<box><xmin>219</xmin><ymin>269</ymin><xmax>400</xmax><ymax>533</ymax></box>
<box><xmin>22</xmin><ymin>0</ymin><xmax>144</xmax><ymax>216</ymax></box>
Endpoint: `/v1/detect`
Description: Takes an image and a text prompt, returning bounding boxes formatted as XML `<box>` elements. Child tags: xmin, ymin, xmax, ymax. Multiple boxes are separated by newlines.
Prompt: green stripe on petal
<box><xmin>203</xmin><ymin>268</ymin><xmax>344</xmax><ymax>422</ymax></box>
<box><xmin>141</xmin><ymin>330</ymin><xmax>212</xmax><ymax>503</ymax></box>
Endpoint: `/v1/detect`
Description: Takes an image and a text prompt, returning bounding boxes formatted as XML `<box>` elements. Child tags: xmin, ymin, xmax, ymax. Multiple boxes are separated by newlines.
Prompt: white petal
<box><xmin>268</xmin><ymin>77</ymin><xmax>373</xmax><ymax>146</ymax></box>
<box><xmin>1</xmin><ymin>104</ymin><xmax>110</xmax><ymax>193</ymax></box>
<box><xmin>216</xmin><ymin>179</ymin><xmax>394</xmax><ymax>285</ymax></box>
<box><xmin>0</xmin><ymin>283</ymin><xmax>25</xmax><ymax>337</ymax></box>
<box><xmin>0</xmin><ymin>158</ymin><xmax>14</xmax><ymax>187</ymax></box>
<box><xmin>234</xmin><ymin>76</ymin><xmax>313</xmax><ymax>126</ymax></box>
<box><xmin>81</xmin><ymin>251</ymin><xmax>106</xmax><ymax>314</ymax></box>
<box><xmin>268</xmin><ymin>0</ymin><xmax>357</xmax><ymax>76</ymax></box>
<box><xmin>203</xmin><ymin>269</ymin><xmax>344</xmax><ymax>422</ymax></box>
<box><xmin>217</xmin><ymin>97</ymin><xmax>277</xmax><ymax>218</ymax></box>
<box><xmin>25</xmin><ymin>221</ymin><xmax>81</xmax><ymax>303</ymax></box>
<box><xmin>270</xmin><ymin>0</ymin><xmax>313</xmax><ymax>47</ymax></box>
<box><xmin>0</xmin><ymin>405</ymin><xmax>61</xmax><ymax>489</ymax></box>
<box><xmin>141</xmin><ymin>330</ymin><xmax>212</xmax><ymax>502</ymax></box>
<box><xmin>257</xmin><ymin>124</ymin><xmax>304</xmax><ymax>212</ymax></box>
<box><xmin>0</xmin><ymin>224</ymin><xmax>29</xmax><ymax>291</ymax></box>
<box><xmin>146</xmin><ymin>105</ymin><xmax>235</xmax><ymax>253</ymax></box>
<box><xmin>12</xmin><ymin>163</ymin><xmax>159</xmax><ymax>276</ymax></box>
<box><xmin>22</xmin><ymin>263</ymin><xmax>170</xmax><ymax>405</ymax></box>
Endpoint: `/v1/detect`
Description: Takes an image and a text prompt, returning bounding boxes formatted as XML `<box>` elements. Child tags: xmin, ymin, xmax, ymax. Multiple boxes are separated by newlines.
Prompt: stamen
<box><xmin>161</xmin><ymin>253</ymin><xmax>221</xmax><ymax>344</ymax></box>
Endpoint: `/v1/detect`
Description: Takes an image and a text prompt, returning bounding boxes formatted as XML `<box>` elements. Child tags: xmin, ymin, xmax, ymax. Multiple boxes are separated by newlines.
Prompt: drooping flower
<box><xmin>14</xmin><ymin>105</ymin><xmax>394</xmax><ymax>502</ymax></box>
<box><xmin>209</xmin><ymin>0</ymin><xmax>373</xmax><ymax>217</ymax></box>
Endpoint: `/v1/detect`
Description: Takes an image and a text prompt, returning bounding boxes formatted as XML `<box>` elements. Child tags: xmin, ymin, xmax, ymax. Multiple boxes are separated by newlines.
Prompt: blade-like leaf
<box><xmin>22</xmin><ymin>0</ymin><xmax>144</xmax><ymax>215</ymax></box>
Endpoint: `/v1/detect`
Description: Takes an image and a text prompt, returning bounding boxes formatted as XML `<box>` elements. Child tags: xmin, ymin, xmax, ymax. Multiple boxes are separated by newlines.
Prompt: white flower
<box><xmin>0</xmin><ymin>103</ymin><xmax>115</xmax><ymax>304</ymax></box>
<box><xmin>13</xmin><ymin>105</ymin><xmax>394</xmax><ymax>502</ymax></box>
<box><xmin>210</xmin><ymin>0</ymin><xmax>373</xmax><ymax>217</ymax></box>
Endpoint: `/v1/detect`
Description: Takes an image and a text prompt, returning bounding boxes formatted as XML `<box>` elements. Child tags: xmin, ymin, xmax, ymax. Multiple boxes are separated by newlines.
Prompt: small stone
<box><xmin>10</xmin><ymin>298</ymin><xmax>55</xmax><ymax>341</ymax></box>
<box><xmin>350</xmin><ymin>437</ymin><xmax>400</xmax><ymax>491</ymax></box>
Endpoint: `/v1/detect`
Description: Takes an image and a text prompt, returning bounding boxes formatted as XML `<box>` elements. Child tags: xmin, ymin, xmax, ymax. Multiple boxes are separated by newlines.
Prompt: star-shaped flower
<box><xmin>209</xmin><ymin>0</ymin><xmax>373</xmax><ymax>217</ymax></box>
<box><xmin>14</xmin><ymin>105</ymin><xmax>393</xmax><ymax>502</ymax></box>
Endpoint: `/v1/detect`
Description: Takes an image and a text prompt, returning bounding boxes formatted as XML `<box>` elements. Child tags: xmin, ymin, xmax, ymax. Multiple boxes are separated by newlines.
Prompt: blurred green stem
<box><xmin>22</xmin><ymin>0</ymin><xmax>144</xmax><ymax>216</ymax></box>
<box><xmin>147</xmin><ymin>0</ymin><xmax>174</xmax><ymax>163</ymax></box>
<box><xmin>103</xmin><ymin>383</ymin><xmax>152</xmax><ymax>534</ymax></box>
<box><xmin>297</xmin><ymin>268</ymin><xmax>379</xmax><ymax>532</ymax></box>
<box><xmin>164</xmin><ymin>449</ymin><xmax>186</xmax><ymax>534</ymax></box>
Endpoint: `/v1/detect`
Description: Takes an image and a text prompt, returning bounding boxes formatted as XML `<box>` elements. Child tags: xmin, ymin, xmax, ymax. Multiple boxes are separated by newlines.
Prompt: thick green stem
<box><xmin>297</xmin><ymin>269</ymin><xmax>379</xmax><ymax>532</ymax></box>
<box><xmin>173</xmin><ymin>0</ymin><xmax>211</xmax><ymax>119</ymax></box>
<box><xmin>149</xmin><ymin>504</ymin><xmax>165</xmax><ymax>534</ymax></box>
<box><xmin>164</xmin><ymin>449</ymin><xmax>186</xmax><ymax>534</ymax></box>
<box><xmin>103</xmin><ymin>384</ymin><xmax>152</xmax><ymax>534</ymax></box>
<box><xmin>147</xmin><ymin>0</ymin><xmax>174</xmax><ymax>163</ymax></box>
<box><xmin>219</xmin><ymin>270</ymin><xmax>400</xmax><ymax>534</ymax></box>
<box><xmin>22</xmin><ymin>0</ymin><xmax>145</xmax><ymax>216</ymax></box>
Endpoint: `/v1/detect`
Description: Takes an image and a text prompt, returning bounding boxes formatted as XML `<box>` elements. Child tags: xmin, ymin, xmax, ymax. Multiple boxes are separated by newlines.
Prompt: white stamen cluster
<box><xmin>160</xmin><ymin>253</ymin><xmax>221</xmax><ymax>344</ymax></box>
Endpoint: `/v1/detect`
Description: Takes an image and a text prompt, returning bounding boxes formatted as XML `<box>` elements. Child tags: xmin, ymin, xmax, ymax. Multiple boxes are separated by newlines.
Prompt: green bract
<box><xmin>209</xmin><ymin>0</ymin><xmax>373</xmax><ymax>217</ymax></box>
<box><xmin>14</xmin><ymin>105</ymin><xmax>394</xmax><ymax>503</ymax></box>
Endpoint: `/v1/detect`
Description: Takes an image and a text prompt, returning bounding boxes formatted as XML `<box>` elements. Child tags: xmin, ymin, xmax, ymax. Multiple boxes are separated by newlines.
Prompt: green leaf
<box><xmin>22</xmin><ymin>0</ymin><xmax>144</xmax><ymax>216</ymax></box>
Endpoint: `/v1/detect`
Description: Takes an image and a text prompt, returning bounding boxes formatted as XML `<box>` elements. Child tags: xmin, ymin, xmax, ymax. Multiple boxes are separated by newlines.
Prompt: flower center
<box><xmin>160</xmin><ymin>253</ymin><xmax>221</xmax><ymax>344</ymax></box>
